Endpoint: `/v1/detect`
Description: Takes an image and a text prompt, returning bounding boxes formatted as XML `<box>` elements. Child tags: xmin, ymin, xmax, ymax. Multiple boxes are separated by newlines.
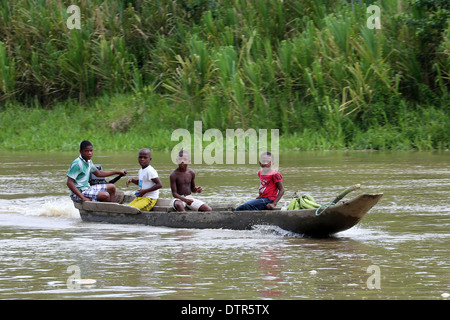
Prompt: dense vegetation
<box><xmin>0</xmin><ymin>0</ymin><xmax>449</xmax><ymax>151</ymax></box>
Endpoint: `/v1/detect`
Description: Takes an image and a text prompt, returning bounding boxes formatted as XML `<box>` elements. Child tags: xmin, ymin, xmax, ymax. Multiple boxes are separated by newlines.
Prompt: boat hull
<box><xmin>74</xmin><ymin>193</ymin><xmax>383</xmax><ymax>237</ymax></box>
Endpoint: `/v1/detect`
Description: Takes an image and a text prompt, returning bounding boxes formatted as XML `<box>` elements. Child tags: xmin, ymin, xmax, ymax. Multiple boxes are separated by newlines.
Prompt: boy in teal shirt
<box><xmin>67</xmin><ymin>140</ymin><xmax>126</xmax><ymax>202</ymax></box>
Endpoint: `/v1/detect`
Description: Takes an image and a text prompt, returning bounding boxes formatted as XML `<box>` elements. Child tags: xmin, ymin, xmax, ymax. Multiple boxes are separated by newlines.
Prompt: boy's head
<box><xmin>79</xmin><ymin>140</ymin><xmax>93</xmax><ymax>161</ymax></box>
<box><xmin>80</xmin><ymin>140</ymin><xmax>92</xmax><ymax>151</ymax></box>
<box><xmin>176</xmin><ymin>149</ymin><xmax>191</xmax><ymax>166</ymax></box>
<box><xmin>259</xmin><ymin>152</ymin><xmax>273</xmax><ymax>168</ymax></box>
<box><xmin>138</xmin><ymin>148</ymin><xmax>151</xmax><ymax>168</ymax></box>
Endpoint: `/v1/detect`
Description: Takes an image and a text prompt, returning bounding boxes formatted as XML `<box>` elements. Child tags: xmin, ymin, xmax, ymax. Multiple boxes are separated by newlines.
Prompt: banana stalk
<box><xmin>331</xmin><ymin>184</ymin><xmax>360</xmax><ymax>204</ymax></box>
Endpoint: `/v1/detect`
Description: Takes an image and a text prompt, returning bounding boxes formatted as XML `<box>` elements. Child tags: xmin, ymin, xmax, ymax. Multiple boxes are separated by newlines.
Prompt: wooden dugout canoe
<box><xmin>73</xmin><ymin>193</ymin><xmax>383</xmax><ymax>237</ymax></box>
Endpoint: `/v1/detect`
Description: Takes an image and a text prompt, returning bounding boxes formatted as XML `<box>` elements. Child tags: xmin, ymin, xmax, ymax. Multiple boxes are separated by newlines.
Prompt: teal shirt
<box><xmin>67</xmin><ymin>156</ymin><xmax>98</xmax><ymax>193</ymax></box>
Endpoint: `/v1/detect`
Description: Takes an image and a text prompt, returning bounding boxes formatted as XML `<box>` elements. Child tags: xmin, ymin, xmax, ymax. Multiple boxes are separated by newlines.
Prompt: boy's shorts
<box><xmin>70</xmin><ymin>184</ymin><xmax>107</xmax><ymax>202</ymax></box>
<box><xmin>171</xmin><ymin>195</ymin><xmax>205</xmax><ymax>211</ymax></box>
<box><xmin>128</xmin><ymin>197</ymin><xmax>157</xmax><ymax>211</ymax></box>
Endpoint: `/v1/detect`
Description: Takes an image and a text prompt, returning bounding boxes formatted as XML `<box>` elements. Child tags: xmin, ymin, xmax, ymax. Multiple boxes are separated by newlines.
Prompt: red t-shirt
<box><xmin>257</xmin><ymin>170</ymin><xmax>283</xmax><ymax>200</ymax></box>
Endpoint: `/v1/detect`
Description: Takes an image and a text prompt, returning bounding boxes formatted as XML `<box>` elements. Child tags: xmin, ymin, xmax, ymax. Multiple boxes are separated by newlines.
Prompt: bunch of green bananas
<box><xmin>299</xmin><ymin>194</ymin><xmax>321</xmax><ymax>209</ymax></box>
<box><xmin>286</xmin><ymin>194</ymin><xmax>321</xmax><ymax>210</ymax></box>
<box><xmin>286</xmin><ymin>198</ymin><xmax>300</xmax><ymax>210</ymax></box>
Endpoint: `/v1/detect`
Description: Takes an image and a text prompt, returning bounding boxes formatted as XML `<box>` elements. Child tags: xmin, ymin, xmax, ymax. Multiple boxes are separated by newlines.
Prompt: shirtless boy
<box><xmin>169</xmin><ymin>150</ymin><xmax>211</xmax><ymax>212</ymax></box>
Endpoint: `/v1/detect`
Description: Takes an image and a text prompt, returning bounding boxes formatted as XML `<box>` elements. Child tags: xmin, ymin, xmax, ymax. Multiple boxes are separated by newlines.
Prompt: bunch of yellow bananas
<box><xmin>286</xmin><ymin>194</ymin><xmax>321</xmax><ymax>210</ymax></box>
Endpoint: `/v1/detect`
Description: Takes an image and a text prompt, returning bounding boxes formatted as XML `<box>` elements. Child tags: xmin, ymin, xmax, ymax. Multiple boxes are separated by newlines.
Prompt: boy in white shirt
<box><xmin>126</xmin><ymin>148</ymin><xmax>162</xmax><ymax>211</ymax></box>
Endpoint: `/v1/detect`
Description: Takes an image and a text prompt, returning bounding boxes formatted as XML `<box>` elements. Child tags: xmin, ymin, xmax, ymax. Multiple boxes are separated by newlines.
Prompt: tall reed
<box><xmin>0</xmin><ymin>0</ymin><xmax>448</xmax><ymax>150</ymax></box>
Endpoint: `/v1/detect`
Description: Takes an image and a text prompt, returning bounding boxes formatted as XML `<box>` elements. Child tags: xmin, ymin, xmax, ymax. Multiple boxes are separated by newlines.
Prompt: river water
<box><xmin>0</xmin><ymin>151</ymin><xmax>448</xmax><ymax>300</ymax></box>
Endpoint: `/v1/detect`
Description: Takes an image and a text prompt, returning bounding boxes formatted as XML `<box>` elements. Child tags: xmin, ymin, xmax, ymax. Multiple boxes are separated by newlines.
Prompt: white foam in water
<box><xmin>30</xmin><ymin>198</ymin><xmax>80</xmax><ymax>219</ymax></box>
<box><xmin>251</xmin><ymin>224</ymin><xmax>303</xmax><ymax>238</ymax></box>
<box><xmin>338</xmin><ymin>225</ymin><xmax>387</xmax><ymax>240</ymax></box>
<box><xmin>338</xmin><ymin>224</ymin><xmax>450</xmax><ymax>244</ymax></box>
<box><xmin>0</xmin><ymin>196</ymin><xmax>80</xmax><ymax>219</ymax></box>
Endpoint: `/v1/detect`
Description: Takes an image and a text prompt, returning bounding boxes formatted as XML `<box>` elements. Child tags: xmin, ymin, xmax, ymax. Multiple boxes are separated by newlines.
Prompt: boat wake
<box><xmin>0</xmin><ymin>196</ymin><xmax>80</xmax><ymax>219</ymax></box>
<box><xmin>337</xmin><ymin>224</ymin><xmax>450</xmax><ymax>244</ymax></box>
<box><xmin>251</xmin><ymin>224</ymin><xmax>304</xmax><ymax>238</ymax></box>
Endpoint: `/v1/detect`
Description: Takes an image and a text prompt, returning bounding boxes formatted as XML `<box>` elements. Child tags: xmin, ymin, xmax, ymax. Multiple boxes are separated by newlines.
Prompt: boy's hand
<box><xmin>81</xmin><ymin>196</ymin><xmax>91</xmax><ymax>202</ymax></box>
<box><xmin>135</xmin><ymin>189</ymin><xmax>147</xmax><ymax>197</ymax></box>
<box><xmin>194</xmin><ymin>186</ymin><xmax>202</xmax><ymax>193</ymax></box>
<box><xmin>184</xmin><ymin>198</ymin><xmax>194</xmax><ymax>205</ymax></box>
<box><xmin>266</xmin><ymin>203</ymin><xmax>276</xmax><ymax>210</ymax></box>
<box><xmin>126</xmin><ymin>178</ymin><xmax>132</xmax><ymax>187</ymax></box>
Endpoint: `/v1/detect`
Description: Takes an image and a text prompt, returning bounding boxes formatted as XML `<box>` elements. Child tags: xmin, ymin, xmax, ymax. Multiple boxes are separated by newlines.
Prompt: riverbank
<box><xmin>1</xmin><ymin>92</ymin><xmax>448</xmax><ymax>152</ymax></box>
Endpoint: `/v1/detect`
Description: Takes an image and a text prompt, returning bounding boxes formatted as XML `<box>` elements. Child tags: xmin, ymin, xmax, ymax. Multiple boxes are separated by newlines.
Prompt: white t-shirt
<box><xmin>138</xmin><ymin>165</ymin><xmax>159</xmax><ymax>199</ymax></box>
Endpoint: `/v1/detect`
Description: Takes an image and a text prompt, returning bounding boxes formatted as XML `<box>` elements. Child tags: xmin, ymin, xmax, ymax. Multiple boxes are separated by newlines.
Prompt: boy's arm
<box><xmin>266</xmin><ymin>181</ymin><xmax>285</xmax><ymax>210</ymax></box>
<box><xmin>93</xmin><ymin>169</ymin><xmax>127</xmax><ymax>178</ymax></box>
<box><xmin>190</xmin><ymin>171</ymin><xmax>202</xmax><ymax>193</ymax></box>
<box><xmin>135</xmin><ymin>177</ymin><xmax>163</xmax><ymax>198</ymax></box>
<box><xmin>126</xmin><ymin>178</ymin><xmax>139</xmax><ymax>187</ymax></box>
<box><xmin>67</xmin><ymin>177</ymin><xmax>90</xmax><ymax>202</ymax></box>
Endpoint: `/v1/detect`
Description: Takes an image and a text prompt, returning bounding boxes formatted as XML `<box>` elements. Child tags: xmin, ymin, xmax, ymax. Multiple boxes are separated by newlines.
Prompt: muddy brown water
<box><xmin>0</xmin><ymin>151</ymin><xmax>448</xmax><ymax>299</ymax></box>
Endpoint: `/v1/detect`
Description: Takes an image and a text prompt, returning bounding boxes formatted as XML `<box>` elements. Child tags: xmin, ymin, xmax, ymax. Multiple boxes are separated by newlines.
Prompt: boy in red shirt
<box><xmin>235</xmin><ymin>152</ymin><xmax>285</xmax><ymax>211</ymax></box>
